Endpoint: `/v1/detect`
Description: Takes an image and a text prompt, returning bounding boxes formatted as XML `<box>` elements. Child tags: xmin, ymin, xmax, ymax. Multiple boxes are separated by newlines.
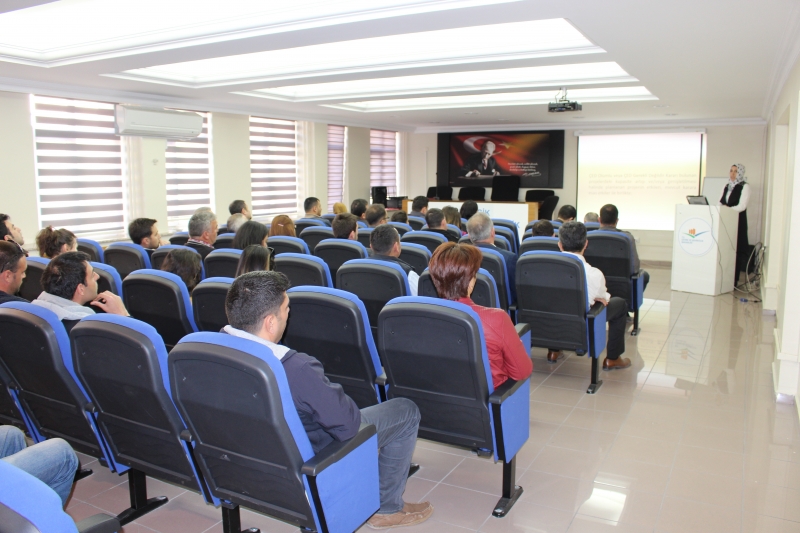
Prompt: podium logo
<box><xmin>683</xmin><ymin>228</ymin><xmax>708</xmax><ymax>239</ymax></box>
<box><xmin>678</xmin><ymin>218</ymin><xmax>713</xmax><ymax>256</ymax></box>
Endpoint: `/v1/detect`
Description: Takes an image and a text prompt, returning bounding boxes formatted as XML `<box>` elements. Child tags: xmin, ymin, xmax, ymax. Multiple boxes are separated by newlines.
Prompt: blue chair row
<box><xmin>18</xmin><ymin>258</ymin><xmax>123</xmax><ymax>303</ymax></box>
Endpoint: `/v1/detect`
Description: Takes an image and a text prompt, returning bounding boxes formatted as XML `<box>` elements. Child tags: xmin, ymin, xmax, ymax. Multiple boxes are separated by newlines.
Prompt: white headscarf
<box><xmin>727</xmin><ymin>163</ymin><xmax>746</xmax><ymax>191</ymax></box>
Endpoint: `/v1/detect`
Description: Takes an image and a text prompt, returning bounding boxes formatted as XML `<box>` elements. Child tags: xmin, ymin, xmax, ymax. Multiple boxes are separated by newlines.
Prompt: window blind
<box><xmin>250</xmin><ymin>117</ymin><xmax>297</xmax><ymax>218</ymax></box>
<box><xmin>31</xmin><ymin>95</ymin><xmax>127</xmax><ymax>240</ymax></box>
<box><xmin>166</xmin><ymin>112</ymin><xmax>212</xmax><ymax>231</ymax></box>
<box><xmin>327</xmin><ymin>124</ymin><xmax>346</xmax><ymax>212</ymax></box>
<box><xmin>370</xmin><ymin>129</ymin><xmax>398</xmax><ymax>197</ymax></box>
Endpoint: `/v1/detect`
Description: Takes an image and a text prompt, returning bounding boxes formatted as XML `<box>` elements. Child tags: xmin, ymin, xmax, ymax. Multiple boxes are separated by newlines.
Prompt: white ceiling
<box><xmin>0</xmin><ymin>0</ymin><xmax>798</xmax><ymax>132</ymax></box>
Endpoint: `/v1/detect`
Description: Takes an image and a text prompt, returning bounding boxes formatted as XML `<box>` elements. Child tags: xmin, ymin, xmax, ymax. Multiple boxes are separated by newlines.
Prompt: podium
<box><xmin>671</xmin><ymin>205</ymin><xmax>738</xmax><ymax>296</ymax></box>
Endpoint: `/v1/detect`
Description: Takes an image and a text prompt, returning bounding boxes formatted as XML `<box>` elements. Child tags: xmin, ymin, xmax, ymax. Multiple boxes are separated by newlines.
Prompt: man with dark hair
<box><xmin>228</xmin><ymin>199</ymin><xmax>252</xmax><ymax>220</ymax></box>
<box><xmin>0</xmin><ymin>214</ymin><xmax>25</xmax><ymax>249</ymax></box>
<box><xmin>531</xmin><ymin>220</ymin><xmax>555</xmax><ymax>237</ymax></box>
<box><xmin>303</xmin><ymin>197</ymin><xmax>331</xmax><ymax>226</ymax></box>
<box><xmin>351</xmin><ymin>198</ymin><xmax>368</xmax><ymax>220</ymax></box>
<box><xmin>409</xmin><ymin>196</ymin><xmax>428</xmax><ymax>218</ymax></box>
<box><xmin>390</xmin><ymin>211</ymin><xmax>408</xmax><ymax>223</ymax></box>
<box><xmin>466</xmin><ymin>213</ymin><xmax>517</xmax><ymax>304</ymax></box>
<box><xmin>599</xmin><ymin>204</ymin><xmax>649</xmax><ymax>291</ymax></box>
<box><xmin>332</xmin><ymin>213</ymin><xmax>358</xmax><ymax>240</ymax></box>
<box><xmin>186</xmin><ymin>210</ymin><xmax>218</xmax><ymax>259</ymax></box>
<box><xmin>424</xmin><ymin>208</ymin><xmax>458</xmax><ymax>243</ymax></box>
<box><xmin>128</xmin><ymin>218</ymin><xmax>165</xmax><ymax>257</ymax></box>
<box><xmin>557</xmin><ymin>205</ymin><xmax>577</xmax><ymax>223</ymax></box>
<box><xmin>369</xmin><ymin>225</ymin><xmax>419</xmax><ymax>296</ymax></box>
<box><xmin>365</xmin><ymin>204</ymin><xmax>388</xmax><ymax>228</ymax></box>
<box><xmin>223</xmin><ymin>271</ymin><xmax>432</xmax><ymax>529</ymax></box>
<box><xmin>31</xmin><ymin>251</ymin><xmax>129</xmax><ymax>334</ymax></box>
<box><xmin>0</xmin><ymin>241</ymin><xmax>27</xmax><ymax>304</ymax></box>
<box><xmin>460</xmin><ymin>200</ymin><xmax>478</xmax><ymax>221</ymax></box>
<box><xmin>557</xmin><ymin>222</ymin><xmax>630</xmax><ymax>370</ymax></box>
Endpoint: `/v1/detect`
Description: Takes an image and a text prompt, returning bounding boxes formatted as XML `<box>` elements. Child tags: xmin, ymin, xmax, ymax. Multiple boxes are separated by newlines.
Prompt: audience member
<box><xmin>235</xmin><ymin>245</ymin><xmax>272</xmax><ymax>276</ymax></box>
<box><xmin>160</xmin><ymin>249</ymin><xmax>202</xmax><ymax>293</ymax></box>
<box><xmin>332</xmin><ymin>213</ymin><xmax>358</xmax><ymax>240</ymax></box>
<box><xmin>0</xmin><ymin>425</ymin><xmax>79</xmax><ymax>507</ymax></box>
<box><xmin>0</xmin><ymin>213</ymin><xmax>26</xmax><ymax>249</ymax></box>
<box><xmin>226</xmin><ymin>213</ymin><xmax>247</xmax><ymax>234</ymax></box>
<box><xmin>390</xmin><ymin>211</ymin><xmax>408</xmax><ymax>223</ymax></box>
<box><xmin>428</xmin><ymin>243</ymin><xmax>532</xmax><ymax>388</ymax></box>
<box><xmin>369</xmin><ymin>225</ymin><xmax>418</xmax><ymax>296</ymax></box>
<box><xmin>268</xmin><ymin>215</ymin><xmax>296</xmax><ymax>237</ymax></box>
<box><xmin>332</xmin><ymin>202</ymin><xmax>347</xmax><ymax>215</ymax></box>
<box><xmin>36</xmin><ymin>227</ymin><xmax>76</xmax><ymax>259</ymax></box>
<box><xmin>460</xmin><ymin>200</ymin><xmax>479</xmax><ymax>221</ymax></box>
<box><xmin>584</xmin><ymin>212</ymin><xmax>599</xmax><ymax>223</ymax></box>
<box><xmin>467</xmin><ymin>213</ymin><xmax>517</xmax><ymax>304</ymax></box>
<box><xmin>557</xmin><ymin>205</ymin><xmax>577</xmax><ymax>223</ymax></box>
<box><xmin>303</xmin><ymin>197</ymin><xmax>331</xmax><ymax>226</ymax></box>
<box><xmin>233</xmin><ymin>221</ymin><xmax>269</xmax><ymax>250</ymax></box>
<box><xmin>365</xmin><ymin>204</ymin><xmax>388</xmax><ymax>228</ymax></box>
<box><xmin>228</xmin><ymin>199</ymin><xmax>252</xmax><ymax>220</ymax></box>
<box><xmin>557</xmin><ymin>222</ymin><xmax>630</xmax><ymax>369</ymax></box>
<box><xmin>128</xmin><ymin>218</ymin><xmax>165</xmax><ymax>257</ymax></box>
<box><xmin>599</xmin><ymin>204</ymin><xmax>649</xmax><ymax>291</ymax></box>
<box><xmin>442</xmin><ymin>206</ymin><xmax>465</xmax><ymax>234</ymax></box>
<box><xmin>223</xmin><ymin>272</ymin><xmax>431</xmax><ymax>529</ymax></box>
<box><xmin>0</xmin><ymin>241</ymin><xmax>27</xmax><ymax>304</ymax></box>
<box><xmin>32</xmin><ymin>251</ymin><xmax>129</xmax><ymax>334</ymax></box>
<box><xmin>408</xmin><ymin>196</ymin><xmax>428</xmax><ymax>218</ymax></box>
<box><xmin>531</xmin><ymin>220</ymin><xmax>555</xmax><ymax>237</ymax></box>
<box><xmin>186</xmin><ymin>210</ymin><xmax>218</xmax><ymax>259</ymax></box>
<box><xmin>350</xmin><ymin>198</ymin><xmax>368</xmax><ymax>220</ymax></box>
<box><xmin>424</xmin><ymin>208</ymin><xmax>458</xmax><ymax>243</ymax></box>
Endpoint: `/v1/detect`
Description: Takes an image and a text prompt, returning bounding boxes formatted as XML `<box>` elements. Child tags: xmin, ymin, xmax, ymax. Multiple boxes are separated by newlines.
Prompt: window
<box><xmin>31</xmin><ymin>95</ymin><xmax>127</xmax><ymax>240</ymax></box>
<box><xmin>250</xmin><ymin>117</ymin><xmax>297</xmax><ymax>218</ymax></box>
<box><xmin>165</xmin><ymin>112</ymin><xmax>212</xmax><ymax>231</ymax></box>
<box><xmin>327</xmin><ymin>124</ymin><xmax>346</xmax><ymax>212</ymax></box>
<box><xmin>370</xmin><ymin>129</ymin><xmax>398</xmax><ymax>197</ymax></box>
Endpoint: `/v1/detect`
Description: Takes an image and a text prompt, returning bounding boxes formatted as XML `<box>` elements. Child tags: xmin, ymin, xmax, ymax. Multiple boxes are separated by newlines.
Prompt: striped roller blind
<box><xmin>31</xmin><ymin>95</ymin><xmax>127</xmax><ymax>240</ymax></box>
<box><xmin>250</xmin><ymin>116</ymin><xmax>297</xmax><ymax>218</ymax></box>
<box><xmin>327</xmin><ymin>124</ymin><xmax>345</xmax><ymax>212</ymax></box>
<box><xmin>370</xmin><ymin>129</ymin><xmax>398</xmax><ymax>197</ymax></box>
<box><xmin>166</xmin><ymin>112</ymin><xmax>212</xmax><ymax>231</ymax></box>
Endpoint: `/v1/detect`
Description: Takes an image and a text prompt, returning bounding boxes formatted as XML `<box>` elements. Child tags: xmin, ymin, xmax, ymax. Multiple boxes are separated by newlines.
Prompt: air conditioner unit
<box><xmin>115</xmin><ymin>105</ymin><xmax>203</xmax><ymax>139</ymax></box>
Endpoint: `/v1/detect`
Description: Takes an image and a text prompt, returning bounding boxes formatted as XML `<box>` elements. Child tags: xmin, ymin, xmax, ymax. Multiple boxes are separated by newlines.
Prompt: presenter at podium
<box><xmin>719</xmin><ymin>164</ymin><xmax>750</xmax><ymax>284</ymax></box>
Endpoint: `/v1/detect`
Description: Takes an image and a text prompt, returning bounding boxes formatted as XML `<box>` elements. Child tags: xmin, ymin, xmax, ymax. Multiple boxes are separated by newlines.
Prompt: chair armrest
<box><xmin>514</xmin><ymin>323</ymin><xmax>531</xmax><ymax>337</ymax></box>
<box><xmin>587</xmin><ymin>301</ymin><xmax>605</xmax><ymax>318</ymax></box>
<box><xmin>375</xmin><ymin>373</ymin><xmax>387</xmax><ymax>387</ymax></box>
<box><xmin>179</xmin><ymin>429</ymin><xmax>194</xmax><ymax>442</ymax></box>
<box><xmin>301</xmin><ymin>423</ymin><xmax>377</xmax><ymax>477</ymax></box>
<box><xmin>489</xmin><ymin>378</ymin><xmax>527</xmax><ymax>405</ymax></box>
<box><xmin>76</xmin><ymin>513</ymin><xmax>121</xmax><ymax>533</ymax></box>
<box><xmin>631</xmin><ymin>269</ymin><xmax>644</xmax><ymax>279</ymax></box>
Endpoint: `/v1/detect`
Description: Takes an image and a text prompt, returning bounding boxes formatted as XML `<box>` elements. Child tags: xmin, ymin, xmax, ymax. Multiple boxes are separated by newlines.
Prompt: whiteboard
<box><xmin>701</xmin><ymin>177</ymin><xmax>729</xmax><ymax>203</ymax></box>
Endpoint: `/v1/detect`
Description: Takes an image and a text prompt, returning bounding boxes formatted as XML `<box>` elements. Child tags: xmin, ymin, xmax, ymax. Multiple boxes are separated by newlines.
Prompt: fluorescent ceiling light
<box><xmin>109</xmin><ymin>19</ymin><xmax>603</xmax><ymax>87</ymax></box>
<box><xmin>0</xmin><ymin>0</ymin><xmax>521</xmax><ymax>66</ymax></box>
<box><xmin>322</xmin><ymin>86</ymin><xmax>657</xmax><ymax>112</ymax></box>
<box><xmin>234</xmin><ymin>62</ymin><xmax>634</xmax><ymax>102</ymax></box>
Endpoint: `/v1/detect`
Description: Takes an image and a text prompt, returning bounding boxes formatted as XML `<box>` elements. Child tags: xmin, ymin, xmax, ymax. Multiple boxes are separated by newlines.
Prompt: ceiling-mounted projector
<box><xmin>548</xmin><ymin>87</ymin><xmax>582</xmax><ymax>113</ymax></box>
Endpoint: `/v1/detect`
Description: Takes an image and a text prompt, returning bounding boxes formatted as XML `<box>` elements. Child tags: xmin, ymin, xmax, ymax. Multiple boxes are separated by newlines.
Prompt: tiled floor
<box><xmin>65</xmin><ymin>265</ymin><xmax>800</xmax><ymax>533</ymax></box>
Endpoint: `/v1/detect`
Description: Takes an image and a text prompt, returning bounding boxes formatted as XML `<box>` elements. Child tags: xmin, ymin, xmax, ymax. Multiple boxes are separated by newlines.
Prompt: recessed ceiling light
<box><xmin>653</xmin><ymin>104</ymin><xmax>670</xmax><ymax>108</ymax></box>
<box><xmin>323</xmin><ymin>86</ymin><xmax>656</xmax><ymax>112</ymax></box>
<box><xmin>108</xmin><ymin>18</ymin><xmax>604</xmax><ymax>87</ymax></box>
<box><xmin>0</xmin><ymin>0</ymin><xmax>525</xmax><ymax>66</ymax></box>
<box><xmin>234</xmin><ymin>62</ymin><xmax>635</xmax><ymax>102</ymax></box>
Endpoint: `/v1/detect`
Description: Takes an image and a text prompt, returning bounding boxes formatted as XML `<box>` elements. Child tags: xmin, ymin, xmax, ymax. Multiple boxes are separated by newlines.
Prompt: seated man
<box><xmin>228</xmin><ymin>199</ymin><xmax>252</xmax><ymax>220</ymax></box>
<box><xmin>408</xmin><ymin>196</ymin><xmax>428</xmax><ymax>218</ymax></box>
<box><xmin>557</xmin><ymin>222</ymin><xmax>631</xmax><ymax>370</ymax></box>
<box><xmin>332</xmin><ymin>213</ymin><xmax>359</xmax><ymax>240</ymax></box>
<box><xmin>31</xmin><ymin>251</ymin><xmax>130</xmax><ymax>334</ymax></box>
<box><xmin>186</xmin><ymin>210</ymin><xmax>218</xmax><ymax>259</ymax></box>
<box><xmin>599</xmin><ymin>204</ymin><xmax>649</xmax><ymax>291</ymax></box>
<box><xmin>365</xmin><ymin>204</ymin><xmax>388</xmax><ymax>228</ymax></box>
<box><xmin>227</xmin><ymin>213</ymin><xmax>247</xmax><ymax>234</ymax></box>
<box><xmin>0</xmin><ymin>241</ymin><xmax>27</xmax><ymax>304</ymax></box>
<box><xmin>424</xmin><ymin>208</ymin><xmax>459</xmax><ymax>243</ymax></box>
<box><xmin>0</xmin><ymin>213</ymin><xmax>26</xmax><ymax>252</ymax></box>
<box><xmin>466</xmin><ymin>213</ymin><xmax>517</xmax><ymax>305</ymax></box>
<box><xmin>223</xmin><ymin>272</ymin><xmax>432</xmax><ymax>529</ymax></box>
<box><xmin>390</xmin><ymin>211</ymin><xmax>408</xmax><ymax>223</ymax></box>
<box><xmin>1</xmin><ymin>425</ymin><xmax>78</xmax><ymax>507</ymax></box>
<box><xmin>584</xmin><ymin>212</ymin><xmax>599</xmax><ymax>223</ymax></box>
<box><xmin>531</xmin><ymin>220</ymin><xmax>555</xmax><ymax>237</ymax></box>
<box><xmin>557</xmin><ymin>205</ymin><xmax>577</xmax><ymax>223</ymax></box>
<box><xmin>303</xmin><ymin>197</ymin><xmax>331</xmax><ymax>226</ymax></box>
<box><xmin>128</xmin><ymin>217</ymin><xmax>167</xmax><ymax>257</ymax></box>
<box><xmin>351</xmin><ymin>198</ymin><xmax>368</xmax><ymax>221</ymax></box>
<box><xmin>460</xmin><ymin>200</ymin><xmax>478</xmax><ymax>221</ymax></box>
<box><xmin>369</xmin><ymin>225</ymin><xmax>419</xmax><ymax>296</ymax></box>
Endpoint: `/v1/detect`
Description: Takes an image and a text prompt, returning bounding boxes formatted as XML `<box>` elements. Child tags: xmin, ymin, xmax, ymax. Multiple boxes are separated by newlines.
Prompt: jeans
<box><xmin>359</xmin><ymin>398</ymin><xmax>420</xmax><ymax>514</ymax></box>
<box><xmin>606</xmin><ymin>297</ymin><xmax>628</xmax><ymax>360</ymax></box>
<box><xmin>0</xmin><ymin>426</ymin><xmax>79</xmax><ymax>507</ymax></box>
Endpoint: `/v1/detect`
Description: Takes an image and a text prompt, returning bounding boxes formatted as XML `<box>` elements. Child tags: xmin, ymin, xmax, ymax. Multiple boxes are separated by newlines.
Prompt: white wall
<box><xmin>344</xmin><ymin>126</ymin><xmax>371</xmax><ymax>206</ymax></box>
<box><xmin>210</xmin><ymin>112</ymin><xmax>252</xmax><ymax>220</ymax></box>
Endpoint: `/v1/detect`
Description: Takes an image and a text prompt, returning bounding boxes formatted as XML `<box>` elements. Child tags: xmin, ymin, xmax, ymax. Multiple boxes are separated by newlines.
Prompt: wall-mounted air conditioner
<box><xmin>115</xmin><ymin>105</ymin><xmax>203</xmax><ymax>139</ymax></box>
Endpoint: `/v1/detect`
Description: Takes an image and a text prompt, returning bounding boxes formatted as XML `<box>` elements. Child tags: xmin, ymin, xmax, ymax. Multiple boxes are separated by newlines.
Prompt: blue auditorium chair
<box><xmin>268</xmin><ymin>236</ymin><xmax>310</xmax><ymax>255</ymax></box>
<box><xmin>387</xmin><ymin>221</ymin><xmax>412</xmax><ymax>236</ymax></box>
<box><xmin>313</xmin><ymin>239</ymin><xmax>368</xmax><ymax>283</ymax></box>
<box><xmin>406</xmin><ymin>216</ymin><xmax>425</xmax><ymax>231</ymax></box>
<box><xmin>421</xmin><ymin>224</ymin><xmax>461</xmax><ymax>242</ymax></box>
<box><xmin>519</xmin><ymin>236</ymin><xmax>561</xmax><ymax>255</ymax></box>
<box><xmin>0</xmin><ymin>364</ymin><xmax>28</xmax><ymax>430</ymax></box>
<box><xmin>77</xmin><ymin>238</ymin><xmax>104</xmax><ymax>263</ymax></box>
<box><xmin>398</xmin><ymin>242</ymin><xmax>431</xmax><ymax>274</ymax></box>
<box><xmin>122</xmin><ymin>270</ymin><xmax>198</xmax><ymax>349</ymax></box>
<box><xmin>357</xmin><ymin>220</ymin><xmax>368</xmax><ymax>229</ymax></box>
<box><xmin>356</xmin><ymin>227</ymin><xmax>374</xmax><ymax>249</ymax></box>
<box><xmin>492</xmin><ymin>220</ymin><xmax>519</xmax><ymax>252</ymax></box>
<box><xmin>585</xmin><ymin>222</ymin><xmax>601</xmax><ymax>231</ymax></box>
<box><xmin>458</xmin><ymin>234</ymin><xmax>512</xmax><ymax>252</ymax></box>
<box><xmin>551</xmin><ymin>220</ymin><xmax>563</xmax><ymax>228</ymax></box>
<box><xmin>294</xmin><ymin>218</ymin><xmax>328</xmax><ymax>236</ymax></box>
<box><xmin>274</xmin><ymin>253</ymin><xmax>333</xmax><ymax>288</ymax></box>
<box><xmin>378</xmin><ymin>297</ymin><xmax>531</xmax><ymax>517</ymax></box>
<box><xmin>213</xmin><ymin>233</ymin><xmax>236</xmax><ymax>249</ymax></box>
<box><xmin>90</xmin><ymin>262</ymin><xmax>123</xmax><ymax>298</ymax></box>
<box><xmin>191</xmin><ymin>277</ymin><xmax>233</xmax><ymax>332</ymax></box>
<box><xmin>104</xmin><ymin>243</ymin><xmax>151</xmax><ymax>279</ymax></box>
<box><xmin>321</xmin><ymin>213</ymin><xmax>336</xmax><ymax>222</ymax></box>
<box><xmin>516</xmin><ymin>251</ymin><xmax>608</xmax><ymax>393</ymax></box>
<box><xmin>169</xmin><ymin>231</ymin><xmax>190</xmax><ymax>246</ymax></box>
<box><xmin>150</xmin><ymin>244</ymin><xmax>205</xmax><ymax>279</ymax></box>
<box><xmin>418</xmin><ymin>268</ymin><xmax>501</xmax><ymax>309</ymax></box>
<box><xmin>18</xmin><ymin>256</ymin><xmax>49</xmax><ymax>302</ymax></box>
<box><xmin>476</xmin><ymin>247</ymin><xmax>512</xmax><ymax>313</ymax></box>
<box><xmin>204</xmin><ymin>248</ymin><xmax>242</xmax><ymax>278</ymax></box>
<box><xmin>299</xmin><ymin>226</ymin><xmax>334</xmax><ymax>254</ymax></box>
<box><xmin>169</xmin><ymin>332</ymin><xmax>380</xmax><ymax>533</ymax></box>
<box><xmin>400</xmin><ymin>230</ymin><xmax>447</xmax><ymax>254</ymax></box>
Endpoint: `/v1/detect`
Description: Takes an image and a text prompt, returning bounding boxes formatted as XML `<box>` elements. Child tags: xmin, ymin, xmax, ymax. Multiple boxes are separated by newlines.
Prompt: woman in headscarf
<box><xmin>720</xmin><ymin>163</ymin><xmax>750</xmax><ymax>284</ymax></box>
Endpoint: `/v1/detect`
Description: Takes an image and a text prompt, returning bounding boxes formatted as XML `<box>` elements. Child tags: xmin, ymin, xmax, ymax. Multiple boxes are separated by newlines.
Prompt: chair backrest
<box><xmin>337</xmin><ymin>259</ymin><xmax>410</xmax><ymax>341</ymax></box>
<box><xmin>104</xmin><ymin>242</ymin><xmax>152</xmax><ymax>279</ymax></box>
<box><xmin>294</xmin><ymin>218</ymin><xmax>328</xmax><ymax>236</ymax></box>
<box><xmin>122</xmin><ymin>269</ymin><xmax>198</xmax><ymax>349</ymax></box>
<box><xmin>418</xmin><ymin>268</ymin><xmax>500</xmax><ymax>309</ymax></box>
<box><xmin>284</xmin><ymin>287</ymin><xmax>383</xmax><ymax>408</ymax></box>
<box><xmin>524</xmin><ymin>189</ymin><xmax>555</xmax><ymax>202</ymax></box>
<box><xmin>321</xmin><ymin>213</ymin><xmax>336</xmax><ymax>222</ymax></box>
<box><xmin>77</xmin><ymin>238</ymin><xmax>103</xmax><ymax>263</ymax></box>
<box><xmin>427</xmin><ymin>185</ymin><xmax>453</xmax><ymax>200</ymax></box>
<box><xmin>18</xmin><ymin>257</ymin><xmax>49</xmax><ymax>302</ymax></box>
<box><xmin>357</xmin><ymin>220</ymin><xmax>368</xmax><ymax>228</ymax></box>
<box><xmin>356</xmin><ymin>227</ymin><xmax>374</xmax><ymax>249</ymax></box>
<box><xmin>313</xmin><ymin>239</ymin><xmax>368</xmax><ymax>283</ymax></box>
<box><xmin>386</xmin><ymin>222</ymin><xmax>412</xmax><ymax>236</ymax></box>
<box><xmin>492</xmin><ymin>227</ymin><xmax>517</xmax><ymax>253</ymax></box>
<box><xmin>150</xmin><ymin>244</ymin><xmax>205</xmax><ymax>278</ymax></box>
<box><xmin>424</xmin><ymin>224</ymin><xmax>461</xmax><ymax>242</ymax></box>
<box><xmin>0</xmin><ymin>363</ymin><xmax>26</xmax><ymax>429</ymax></box>
<box><xmin>407</xmin><ymin>216</ymin><xmax>426</xmax><ymax>231</ymax></box>
<box><xmin>459</xmin><ymin>235</ymin><xmax>512</xmax><ymax>252</ymax></box>
<box><xmin>551</xmin><ymin>220</ymin><xmax>563</xmax><ymax>228</ymax></box>
<box><xmin>298</xmin><ymin>227</ymin><xmax>334</xmax><ymax>254</ymax></box>
<box><xmin>493</xmin><ymin>219</ymin><xmax>520</xmax><ymax>246</ymax></box>
<box><xmin>398</xmin><ymin>242</ymin><xmax>431</xmax><ymax>274</ymax></box>
<box><xmin>520</xmin><ymin>236</ymin><xmax>561</xmax><ymax>255</ymax></box>
<box><xmin>584</xmin><ymin>231</ymin><xmax>635</xmax><ymax>303</ymax></box>
<box><xmin>516</xmin><ymin>251</ymin><xmax>589</xmax><ymax>353</ymax></box>
<box><xmin>538</xmin><ymin>195</ymin><xmax>560</xmax><ymax>221</ymax></box>
<box><xmin>476</xmin><ymin>247</ymin><xmax>511</xmax><ymax>311</ymax></box>
<box><xmin>169</xmin><ymin>232</ymin><xmax>190</xmax><ymax>246</ymax></box>
<box><xmin>213</xmin><ymin>233</ymin><xmax>236</xmax><ymax>249</ymax></box>
<box><xmin>204</xmin><ymin>248</ymin><xmax>242</xmax><ymax>278</ymax></box>
<box><xmin>585</xmin><ymin>222</ymin><xmax>601</xmax><ymax>231</ymax></box>
<box><xmin>273</xmin><ymin>253</ymin><xmax>333</xmax><ymax>288</ymax></box>
<box><xmin>458</xmin><ymin>186</ymin><xmax>486</xmax><ymax>201</ymax></box>
<box><xmin>268</xmin><ymin>236</ymin><xmax>310</xmax><ymax>255</ymax></box>
<box><xmin>192</xmin><ymin>277</ymin><xmax>233</xmax><ymax>332</ymax></box>
<box><xmin>401</xmin><ymin>230</ymin><xmax>447</xmax><ymax>254</ymax></box>
<box><xmin>90</xmin><ymin>262</ymin><xmax>123</xmax><ymax>298</ymax></box>
<box><xmin>378</xmin><ymin>297</ymin><xmax>494</xmax><ymax>449</ymax></box>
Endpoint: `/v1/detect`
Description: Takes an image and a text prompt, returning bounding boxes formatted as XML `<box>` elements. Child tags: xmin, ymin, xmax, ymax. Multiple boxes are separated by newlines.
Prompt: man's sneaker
<box><xmin>366</xmin><ymin>501</ymin><xmax>434</xmax><ymax>529</ymax></box>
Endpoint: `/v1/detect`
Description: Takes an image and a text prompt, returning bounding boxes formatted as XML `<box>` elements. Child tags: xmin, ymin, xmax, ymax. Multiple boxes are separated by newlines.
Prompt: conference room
<box><xmin>0</xmin><ymin>1</ymin><xmax>799</xmax><ymax>532</ymax></box>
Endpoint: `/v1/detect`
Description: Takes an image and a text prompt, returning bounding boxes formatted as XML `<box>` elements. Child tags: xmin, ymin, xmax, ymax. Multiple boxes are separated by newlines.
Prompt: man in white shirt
<box><xmin>369</xmin><ymin>225</ymin><xmax>419</xmax><ymax>296</ymax></box>
<box><xmin>558</xmin><ymin>221</ymin><xmax>631</xmax><ymax>370</ymax></box>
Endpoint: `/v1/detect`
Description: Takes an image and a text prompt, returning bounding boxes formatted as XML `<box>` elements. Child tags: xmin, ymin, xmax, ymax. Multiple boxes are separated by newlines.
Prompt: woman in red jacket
<box><xmin>428</xmin><ymin>242</ymin><xmax>532</xmax><ymax>388</ymax></box>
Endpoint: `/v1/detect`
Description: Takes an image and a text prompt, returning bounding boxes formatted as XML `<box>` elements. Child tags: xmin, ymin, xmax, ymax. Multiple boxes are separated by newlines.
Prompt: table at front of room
<box><xmin>400</xmin><ymin>200</ymin><xmax>538</xmax><ymax>241</ymax></box>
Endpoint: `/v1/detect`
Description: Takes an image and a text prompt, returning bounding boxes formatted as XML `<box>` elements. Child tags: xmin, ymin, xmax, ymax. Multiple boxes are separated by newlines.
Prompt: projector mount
<box><xmin>548</xmin><ymin>87</ymin><xmax>582</xmax><ymax>113</ymax></box>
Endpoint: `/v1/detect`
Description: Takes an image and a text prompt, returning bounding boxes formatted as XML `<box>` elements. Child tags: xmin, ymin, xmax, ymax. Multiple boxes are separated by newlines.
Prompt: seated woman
<box><xmin>332</xmin><ymin>202</ymin><xmax>347</xmax><ymax>215</ymax></box>
<box><xmin>235</xmin><ymin>244</ymin><xmax>272</xmax><ymax>276</ymax></box>
<box><xmin>160</xmin><ymin>249</ymin><xmax>202</xmax><ymax>293</ymax></box>
<box><xmin>36</xmin><ymin>227</ymin><xmax>76</xmax><ymax>259</ymax></box>
<box><xmin>268</xmin><ymin>215</ymin><xmax>296</xmax><ymax>237</ymax></box>
<box><xmin>428</xmin><ymin>242</ymin><xmax>532</xmax><ymax>388</ymax></box>
<box><xmin>232</xmin><ymin>220</ymin><xmax>269</xmax><ymax>249</ymax></box>
<box><xmin>442</xmin><ymin>205</ymin><xmax>466</xmax><ymax>235</ymax></box>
